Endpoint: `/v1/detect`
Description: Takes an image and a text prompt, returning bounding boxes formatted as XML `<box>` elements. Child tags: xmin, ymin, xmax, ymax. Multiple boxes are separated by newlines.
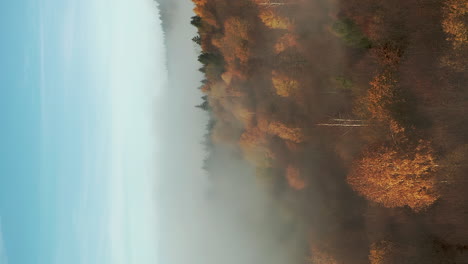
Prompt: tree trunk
<box><xmin>257</xmin><ymin>1</ymin><xmax>298</xmax><ymax>6</ymax></box>
<box><xmin>316</xmin><ymin>119</ymin><xmax>368</xmax><ymax>127</ymax></box>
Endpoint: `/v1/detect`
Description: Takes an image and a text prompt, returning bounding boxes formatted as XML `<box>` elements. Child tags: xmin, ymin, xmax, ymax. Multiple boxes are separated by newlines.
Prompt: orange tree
<box><xmin>347</xmin><ymin>140</ymin><xmax>439</xmax><ymax>211</ymax></box>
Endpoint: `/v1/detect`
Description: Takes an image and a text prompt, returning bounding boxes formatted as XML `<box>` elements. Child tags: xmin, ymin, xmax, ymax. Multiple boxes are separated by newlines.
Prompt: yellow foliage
<box><xmin>440</xmin><ymin>0</ymin><xmax>468</xmax><ymax>72</ymax></box>
<box><xmin>221</xmin><ymin>72</ymin><xmax>233</xmax><ymax>85</ymax></box>
<box><xmin>212</xmin><ymin>17</ymin><xmax>251</xmax><ymax>66</ymax></box>
<box><xmin>267</xmin><ymin>121</ymin><xmax>306</xmax><ymax>143</ymax></box>
<box><xmin>259</xmin><ymin>9</ymin><xmax>294</xmax><ymax>30</ymax></box>
<box><xmin>366</xmin><ymin>71</ymin><xmax>400</xmax><ymax>121</ymax></box>
<box><xmin>347</xmin><ymin>140</ymin><xmax>439</xmax><ymax>211</ymax></box>
<box><xmin>442</xmin><ymin>0</ymin><xmax>468</xmax><ymax>49</ymax></box>
<box><xmin>271</xmin><ymin>70</ymin><xmax>299</xmax><ymax>97</ymax></box>
<box><xmin>357</xmin><ymin>70</ymin><xmax>408</xmax><ymax>134</ymax></box>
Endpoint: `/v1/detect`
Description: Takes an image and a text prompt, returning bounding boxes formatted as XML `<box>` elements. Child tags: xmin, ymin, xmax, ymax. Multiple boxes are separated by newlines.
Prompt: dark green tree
<box><xmin>192</xmin><ymin>35</ymin><xmax>202</xmax><ymax>45</ymax></box>
<box><xmin>196</xmin><ymin>96</ymin><xmax>210</xmax><ymax>111</ymax></box>
<box><xmin>190</xmin><ymin>16</ymin><xmax>202</xmax><ymax>28</ymax></box>
<box><xmin>332</xmin><ymin>18</ymin><xmax>372</xmax><ymax>49</ymax></box>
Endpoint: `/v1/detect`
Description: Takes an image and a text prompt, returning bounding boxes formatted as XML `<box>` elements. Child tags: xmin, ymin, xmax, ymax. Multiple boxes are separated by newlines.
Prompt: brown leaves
<box><xmin>370</xmin><ymin>43</ymin><xmax>404</xmax><ymax>66</ymax></box>
<box><xmin>259</xmin><ymin>9</ymin><xmax>294</xmax><ymax>30</ymax></box>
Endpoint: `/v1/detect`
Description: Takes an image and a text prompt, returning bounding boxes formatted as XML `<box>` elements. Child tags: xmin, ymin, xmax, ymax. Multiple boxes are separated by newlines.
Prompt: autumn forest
<box><xmin>189</xmin><ymin>0</ymin><xmax>468</xmax><ymax>263</ymax></box>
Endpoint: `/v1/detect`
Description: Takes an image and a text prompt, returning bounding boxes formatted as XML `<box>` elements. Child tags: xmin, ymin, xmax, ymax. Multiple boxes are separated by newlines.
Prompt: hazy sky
<box><xmin>0</xmin><ymin>0</ymin><xmax>301</xmax><ymax>263</ymax></box>
<box><xmin>0</xmin><ymin>0</ymin><xmax>167</xmax><ymax>263</ymax></box>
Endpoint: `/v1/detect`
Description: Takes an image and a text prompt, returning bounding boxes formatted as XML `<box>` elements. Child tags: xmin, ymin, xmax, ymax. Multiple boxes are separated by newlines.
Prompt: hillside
<box><xmin>190</xmin><ymin>0</ymin><xmax>468</xmax><ymax>263</ymax></box>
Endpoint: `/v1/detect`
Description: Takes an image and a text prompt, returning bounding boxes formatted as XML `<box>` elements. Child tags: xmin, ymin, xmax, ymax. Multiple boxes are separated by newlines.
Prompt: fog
<box><xmin>154</xmin><ymin>0</ymin><xmax>468</xmax><ymax>262</ymax></box>
<box><xmin>156</xmin><ymin>1</ymin><xmax>308</xmax><ymax>264</ymax></box>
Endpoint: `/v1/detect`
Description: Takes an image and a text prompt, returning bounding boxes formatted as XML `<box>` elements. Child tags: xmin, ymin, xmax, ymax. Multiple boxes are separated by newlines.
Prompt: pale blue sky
<box><xmin>0</xmin><ymin>0</ymin><xmax>166</xmax><ymax>263</ymax></box>
<box><xmin>0</xmin><ymin>1</ymin><xmax>311</xmax><ymax>264</ymax></box>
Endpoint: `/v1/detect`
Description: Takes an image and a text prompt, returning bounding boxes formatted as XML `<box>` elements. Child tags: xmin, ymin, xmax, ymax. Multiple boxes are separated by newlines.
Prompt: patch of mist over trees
<box><xmin>154</xmin><ymin>0</ymin><xmax>178</xmax><ymax>33</ymax></box>
<box><xmin>189</xmin><ymin>0</ymin><xmax>468</xmax><ymax>263</ymax></box>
